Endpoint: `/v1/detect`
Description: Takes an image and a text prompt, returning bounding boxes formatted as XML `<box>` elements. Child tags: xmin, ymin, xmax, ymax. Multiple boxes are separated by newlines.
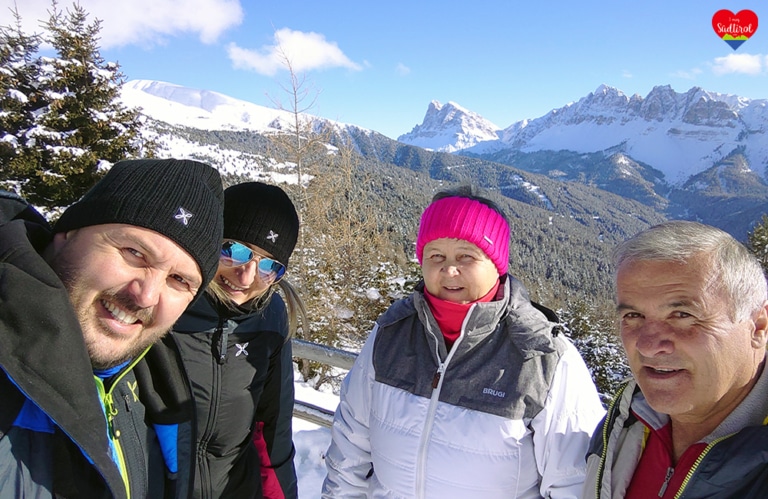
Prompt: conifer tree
<box><xmin>558</xmin><ymin>300</ymin><xmax>630</xmax><ymax>401</ymax></box>
<box><xmin>0</xmin><ymin>7</ymin><xmax>46</xmax><ymax>194</ymax></box>
<box><xmin>747</xmin><ymin>214</ymin><xmax>768</xmax><ymax>271</ymax></box>
<box><xmin>0</xmin><ymin>1</ymin><xmax>148</xmax><ymax>211</ymax></box>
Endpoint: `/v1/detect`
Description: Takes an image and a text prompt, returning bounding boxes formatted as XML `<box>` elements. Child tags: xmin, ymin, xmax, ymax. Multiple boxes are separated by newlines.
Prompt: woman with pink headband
<box><xmin>322</xmin><ymin>185</ymin><xmax>605</xmax><ymax>498</ymax></box>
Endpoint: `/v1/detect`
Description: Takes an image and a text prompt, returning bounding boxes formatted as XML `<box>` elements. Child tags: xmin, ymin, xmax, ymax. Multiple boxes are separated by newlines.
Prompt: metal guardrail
<box><xmin>292</xmin><ymin>338</ymin><xmax>357</xmax><ymax>371</ymax></box>
<box><xmin>292</xmin><ymin>338</ymin><xmax>358</xmax><ymax>428</ymax></box>
<box><xmin>293</xmin><ymin>400</ymin><xmax>339</xmax><ymax>428</ymax></box>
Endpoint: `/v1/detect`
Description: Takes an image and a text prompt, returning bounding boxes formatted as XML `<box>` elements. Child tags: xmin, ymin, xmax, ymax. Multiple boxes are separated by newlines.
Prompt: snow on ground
<box><xmin>292</xmin><ymin>366</ymin><xmax>340</xmax><ymax>498</ymax></box>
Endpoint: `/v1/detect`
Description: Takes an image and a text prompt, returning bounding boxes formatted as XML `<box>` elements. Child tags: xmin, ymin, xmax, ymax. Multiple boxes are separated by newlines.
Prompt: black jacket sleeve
<box><xmin>255</xmin><ymin>327</ymin><xmax>297</xmax><ymax>499</ymax></box>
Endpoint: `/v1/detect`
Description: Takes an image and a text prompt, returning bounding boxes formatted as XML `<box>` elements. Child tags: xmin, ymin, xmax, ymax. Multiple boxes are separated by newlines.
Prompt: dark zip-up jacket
<box><xmin>0</xmin><ymin>191</ymin><xmax>195</xmax><ymax>499</ymax></box>
<box><xmin>583</xmin><ymin>371</ymin><xmax>768</xmax><ymax>499</ymax></box>
<box><xmin>172</xmin><ymin>293</ymin><xmax>297</xmax><ymax>499</ymax></box>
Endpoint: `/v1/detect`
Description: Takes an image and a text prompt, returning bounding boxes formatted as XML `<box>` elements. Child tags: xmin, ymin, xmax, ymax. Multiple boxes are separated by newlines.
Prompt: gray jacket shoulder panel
<box><xmin>372</xmin><ymin>276</ymin><xmax>565</xmax><ymax>420</ymax></box>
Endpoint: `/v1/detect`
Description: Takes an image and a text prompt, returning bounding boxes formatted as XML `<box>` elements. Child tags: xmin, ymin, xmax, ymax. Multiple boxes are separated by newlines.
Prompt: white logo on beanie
<box><xmin>267</xmin><ymin>230</ymin><xmax>279</xmax><ymax>242</ymax></box>
<box><xmin>174</xmin><ymin>207</ymin><xmax>193</xmax><ymax>226</ymax></box>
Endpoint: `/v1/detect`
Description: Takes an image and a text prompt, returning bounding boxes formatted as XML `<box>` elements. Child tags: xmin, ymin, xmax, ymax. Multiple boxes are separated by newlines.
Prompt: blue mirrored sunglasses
<box><xmin>220</xmin><ymin>240</ymin><xmax>286</xmax><ymax>281</ymax></box>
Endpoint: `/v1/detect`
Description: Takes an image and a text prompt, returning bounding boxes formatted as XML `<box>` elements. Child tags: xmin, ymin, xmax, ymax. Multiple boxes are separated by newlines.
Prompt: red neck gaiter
<box><xmin>423</xmin><ymin>280</ymin><xmax>501</xmax><ymax>350</ymax></box>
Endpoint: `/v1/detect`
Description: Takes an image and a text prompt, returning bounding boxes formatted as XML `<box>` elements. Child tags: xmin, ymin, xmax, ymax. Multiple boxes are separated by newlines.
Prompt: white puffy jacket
<box><xmin>322</xmin><ymin>276</ymin><xmax>605</xmax><ymax>498</ymax></box>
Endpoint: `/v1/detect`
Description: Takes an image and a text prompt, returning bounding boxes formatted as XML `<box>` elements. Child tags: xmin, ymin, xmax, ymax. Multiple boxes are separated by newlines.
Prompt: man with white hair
<box><xmin>583</xmin><ymin>220</ymin><xmax>768</xmax><ymax>498</ymax></box>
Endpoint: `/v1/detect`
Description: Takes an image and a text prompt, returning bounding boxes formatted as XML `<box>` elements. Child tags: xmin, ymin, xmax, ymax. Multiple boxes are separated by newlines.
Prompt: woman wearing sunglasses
<box><xmin>172</xmin><ymin>182</ymin><xmax>307</xmax><ymax>499</ymax></box>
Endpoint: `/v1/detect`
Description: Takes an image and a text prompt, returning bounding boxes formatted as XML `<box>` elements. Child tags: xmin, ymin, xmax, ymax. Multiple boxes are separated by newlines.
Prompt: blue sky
<box><xmin>3</xmin><ymin>0</ymin><xmax>768</xmax><ymax>139</ymax></box>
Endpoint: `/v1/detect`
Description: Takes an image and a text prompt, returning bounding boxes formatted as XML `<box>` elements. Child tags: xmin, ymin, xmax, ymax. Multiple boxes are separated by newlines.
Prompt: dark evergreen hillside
<box><xmin>667</xmin><ymin>151</ymin><xmax>768</xmax><ymax>237</ymax></box>
<box><xmin>471</xmin><ymin>149</ymin><xmax>669</xmax><ymax>211</ymax></box>
<box><xmin>460</xmin><ymin>146</ymin><xmax>768</xmax><ymax>242</ymax></box>
<box><xmin>171</xmin><ymin>123</ymin><xmax>667</xmax><ymax>310</ymax></box>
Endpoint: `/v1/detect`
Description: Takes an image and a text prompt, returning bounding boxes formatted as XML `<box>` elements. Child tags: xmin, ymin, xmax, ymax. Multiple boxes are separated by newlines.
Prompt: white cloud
<box><xmin>671</xmin><ymin>68</ymin><xmax>703</xmax><ymax>80</ymax></box>
<box><xmin>621</xmin><ymin>70</ymin><xmax>632</xmax><ymax>79</ymax></box>
<box><xmin>227</xmin><ymin>28</ymin><xmax>362</xmax><ymax>76</ymax></box>
<box><xmin>0</xmin><ymin>0</ymin><xmax>243</xmax><ymax>48</ymax></box>
<box><xmin>711</xmin><ymin>53</ymin><xmax>765</xmax><ymax>75</ymax></box>
<box><xmin>396</xmin><ymin>63</ymin><xmax>411</xmax><ymax>76</ymax></box>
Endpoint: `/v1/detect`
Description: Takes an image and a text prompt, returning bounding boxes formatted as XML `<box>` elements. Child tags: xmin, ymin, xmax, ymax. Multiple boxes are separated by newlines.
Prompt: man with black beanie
<box><xmin>0</xmin><ymin>158</ymin><xmax>224</xmax><ymax>499</ymax></box>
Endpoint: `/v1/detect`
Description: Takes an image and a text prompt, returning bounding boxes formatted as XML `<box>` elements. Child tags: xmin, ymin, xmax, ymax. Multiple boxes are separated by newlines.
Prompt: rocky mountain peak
<box><xmin>398</xmin><ymin>84</ymin><xmax>768</xmax><ymax>187</ymax></box>
<box><xmin>396</xmin><ymin>100</ymin><xmax>500</xmax><ymax>152</ymax></box>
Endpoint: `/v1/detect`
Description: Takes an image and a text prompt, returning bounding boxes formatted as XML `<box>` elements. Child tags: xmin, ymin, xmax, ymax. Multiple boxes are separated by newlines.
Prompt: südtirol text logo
<box><xmin>712</xmin><ymin>9</ymin><xmax>758</xmax><ymax>50</ymax></box>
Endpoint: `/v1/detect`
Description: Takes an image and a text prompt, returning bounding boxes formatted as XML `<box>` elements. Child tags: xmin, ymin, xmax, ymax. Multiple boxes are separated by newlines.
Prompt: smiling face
<box><xmin>215</xmin><ymin>241</ymin><xmax>277</xmax><ymax>306</ymax></box>
<box><xmin>421</xmin><ymin>238</ymin><xmax>500</xmax><ymax>304</ymax></box>
<box><xmin>616</xmin><ymin>255</ymin><xmax>768</xmax><ymax>428</ymax></box>
<box><xmin>49</xmin><ymin>224</ymin><xmax>202</xmax><ymax>369</ymax></box>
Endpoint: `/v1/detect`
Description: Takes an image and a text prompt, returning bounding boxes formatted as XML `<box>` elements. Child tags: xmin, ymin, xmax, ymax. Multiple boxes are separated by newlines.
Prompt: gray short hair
<box><xmin>613</xmin><ymin>220</ymin><xmax>767</xmax><ymax>321</ymax></box>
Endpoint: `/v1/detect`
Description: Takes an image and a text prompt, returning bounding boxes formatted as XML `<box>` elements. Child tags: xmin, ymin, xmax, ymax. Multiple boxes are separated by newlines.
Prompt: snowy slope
<box><xmin>122</xmin><ymin>79</ymin><xmax>377</xmax><ymax>139</ymax></box>
<box><xmin>120</xmin><ymin>80</ymin><xmax>313</xmax><ymax>184</ymax></box>
<box><xmin>122</xmin><ymin>79</ymin><xmax>287</xmax><ymax>131</ymax></box>
<box><xmin>494</xmin><ymin>85</ymin><xmax>768</xmax><ymax>184</ymax></box>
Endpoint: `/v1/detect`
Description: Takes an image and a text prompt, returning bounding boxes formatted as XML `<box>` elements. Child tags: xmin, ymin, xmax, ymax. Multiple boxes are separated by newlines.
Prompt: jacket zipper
<box><xmin>198</xmin><ymin>320</ymin><xmax>227</xmax><ymax>499</ymax></box>
<box><xmin>96</xmin><ymin>349</ymin><xmax>148</xmax><ymax>499</ymax></box>
<box><xmin>415</xmin><ymin>305</ymin><xmax>472</xmax><ymax>498</ymax></box>
<box><xmin>595</xmin><ymin>383</ymin><xmax>627</xmax><ymax>499</ymax></box>
<box><xmin>673</xmin><ymin>433</ymin><xmax>734</xmax><ymax>499</ymax></box>
<box><xmin>658</xmin><ymin>467</ymin><xmax>674</xmax><ymax>496</ymax></box>
<box><xmin>96</xmin><ymin>378</ymin><xmax>131</xmax><ymax>499</ymax></box>
<box><xmin>416</xmin><ymin>359</ymin><xmax>447</xmax><ymax>499</ymax></box>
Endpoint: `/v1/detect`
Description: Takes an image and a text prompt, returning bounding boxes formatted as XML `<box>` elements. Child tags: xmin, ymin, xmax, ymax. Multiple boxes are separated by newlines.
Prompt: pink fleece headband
<box><xmin>416</xmin><ymin>196</ymin><xmax>510</xmax><ymax>275</ymax></box>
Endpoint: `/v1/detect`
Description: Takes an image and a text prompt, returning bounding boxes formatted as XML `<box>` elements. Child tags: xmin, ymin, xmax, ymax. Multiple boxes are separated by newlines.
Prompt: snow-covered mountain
<box><xmin>122</xmin><ymin>79</ymin><xmax>379</xmax><ymax>138</ymax></box>
<box><xmin>396</xmin><ymin>100</ymin><xmax>501</xmax><ymax>153</ymax></box>
<box><xmin>399</xmin><ymin>84</ymin><xmax>768</xmax><ymax>186</ymax></box>
<box><xmin>120</xmin><ymin>79</ymin><xmax>767</xmax><ymax>240</ymax></box>
<box><xmin>123</xmin><ymin>79</ymin><xmax>298</xmax><ymax>132</ymax></box>
<box><xmin>120</xmin><ymin>79</ymin><xmax>387</xmax><ymax>180</ymax></box>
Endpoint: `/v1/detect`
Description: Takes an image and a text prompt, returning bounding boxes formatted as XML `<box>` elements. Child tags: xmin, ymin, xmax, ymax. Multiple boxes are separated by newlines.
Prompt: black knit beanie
<box><xmin>54</xmin><ymin>158</ymin><xmax>224</xmax><ymax>295</ymax></box>
<box><xmin>223</xmin><ymin>182</ymin><xmax>299</xmax><ymax>267</ymax></box>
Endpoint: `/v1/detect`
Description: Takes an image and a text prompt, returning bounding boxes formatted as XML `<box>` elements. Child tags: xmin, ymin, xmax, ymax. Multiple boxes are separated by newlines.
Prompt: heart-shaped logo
<box><xmin>712</xmin><ymin>9</ymin><xmax>758</xmax><ymax>50</ymax></box>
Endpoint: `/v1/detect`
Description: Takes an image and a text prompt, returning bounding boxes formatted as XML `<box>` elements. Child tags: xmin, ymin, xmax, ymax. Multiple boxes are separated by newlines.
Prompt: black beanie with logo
<box><xmin>223</xmin><ymin>182</ymin><xmax>299</xmax><ymax>267</ymax></box>
<box><xmin>54</xmin><ymin>158</ymin><xmax>225</xmax><ymax>295</ymax></box>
